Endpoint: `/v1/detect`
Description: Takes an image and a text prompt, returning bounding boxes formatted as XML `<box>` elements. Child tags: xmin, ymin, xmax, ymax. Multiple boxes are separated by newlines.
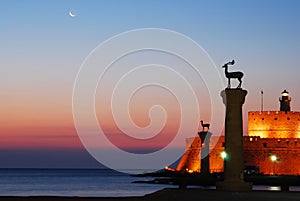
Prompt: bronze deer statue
<box><xmin>222</xmin><ymin>60</ymin><xmax>244</xmax><ymax>89</ymax></box>
<box><xmin>200</xmin><ymin>120</ymin><xmax>210</xmax><ymax>132</ymax></box>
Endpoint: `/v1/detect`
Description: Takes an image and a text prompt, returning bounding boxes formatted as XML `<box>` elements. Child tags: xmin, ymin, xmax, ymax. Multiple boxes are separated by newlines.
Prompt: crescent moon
<box><xmin>69</xmin><ymin>11</ymin><xmax>76</xmax><ymax>17</ymax></box>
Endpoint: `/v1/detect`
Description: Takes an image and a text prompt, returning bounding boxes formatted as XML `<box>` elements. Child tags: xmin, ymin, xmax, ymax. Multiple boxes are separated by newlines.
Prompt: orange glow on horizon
<box><xmin>0</xmin><ymin>124</ymin><xmax>82</xmax><ymax>149</ymax></box>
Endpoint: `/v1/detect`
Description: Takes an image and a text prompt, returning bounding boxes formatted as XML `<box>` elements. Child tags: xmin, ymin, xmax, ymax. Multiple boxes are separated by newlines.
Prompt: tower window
<box><xmin>263</xmin><ymin>142</ymin><xmax>267</xmax><ymax>148</ymax></box>
<box><xmin>262</xmin><ymin>118</ymin><xmax>264</xmax><ymax>120</ymax></box>
<box><xmin>287</xmin><ymin>117</ymin><xmax>290</xmax><ymax>120</ymax></box>
<box><xmin>274</xmin><ymin>118</ymin><xmax>277</xmax><ymax>120</ymax></box>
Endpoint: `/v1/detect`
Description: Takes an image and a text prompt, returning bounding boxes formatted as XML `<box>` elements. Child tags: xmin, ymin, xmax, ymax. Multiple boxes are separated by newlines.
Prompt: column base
<box><xmin>216</xmin><ymin>181</ymin><xmax>252</xmax><ymax>191</ymax></box>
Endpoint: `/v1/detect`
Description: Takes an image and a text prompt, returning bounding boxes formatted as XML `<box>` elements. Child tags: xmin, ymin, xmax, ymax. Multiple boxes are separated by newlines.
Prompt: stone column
<box><xmin>198</xmin><ymin>131</ymin><xmax>212</xmax><ymax>175</ymax></box>
<box><xmin>216</xmin><ymin>89</ymin><xmax>252</xmax><ymax>191</ymax></box>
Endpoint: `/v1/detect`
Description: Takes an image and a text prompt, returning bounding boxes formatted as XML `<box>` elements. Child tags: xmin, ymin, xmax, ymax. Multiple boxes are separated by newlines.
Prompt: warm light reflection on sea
<box><xmin>191</xmin><ymin>185</ymin><xmax>300</xmax><ymax>191</ymax></box>
<box><xmin>254</xmin><ymin>186</ymin><xmax>300</xmax><ymax>191</ymax></box>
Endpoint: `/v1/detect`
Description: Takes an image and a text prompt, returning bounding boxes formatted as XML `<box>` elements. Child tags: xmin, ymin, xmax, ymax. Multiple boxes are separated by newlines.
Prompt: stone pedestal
<box><xmin>198</xmin><ymin>131</ymin><xmax>212</xmax><ymax>175</ymax></box>
<box><xmin>216</xmin><ymin>89</ymin><xmax>252</xmax><ymax>191</ymax></box>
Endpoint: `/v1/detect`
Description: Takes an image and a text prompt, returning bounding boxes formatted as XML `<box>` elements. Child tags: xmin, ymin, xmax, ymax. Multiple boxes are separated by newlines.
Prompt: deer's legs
<box><xmin>227</xmin><ymin>78</ymin><xmax>231</xmax><ymax>89</ymax></box>
<box><xmin>237</xmin><ymin>78</ymin><xmax>242</xmax><ymax>88</ymax></box>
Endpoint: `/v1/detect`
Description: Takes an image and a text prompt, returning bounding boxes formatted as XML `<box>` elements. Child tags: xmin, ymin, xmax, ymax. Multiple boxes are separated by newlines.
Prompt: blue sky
<box><xmin>1</xmin><ymin>0</ymin><xmax>300</xmax><ymax>168</ymax></box>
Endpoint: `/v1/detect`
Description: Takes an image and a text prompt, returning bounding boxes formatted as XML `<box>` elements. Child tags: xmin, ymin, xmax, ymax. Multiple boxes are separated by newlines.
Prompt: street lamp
<box><xmin>270</xmin><ymin>155</ymin><xmax>277</xmax><ymax>162</ymax></box>
<box><xmin>221</xmin><ymin>151</ymin><xmax>227</xmax><ymax>160</ymax></box>
<box><xmin>270</xmin><ymin>155</ymin><xmax>278</xmax><ymax>175</ymax></box>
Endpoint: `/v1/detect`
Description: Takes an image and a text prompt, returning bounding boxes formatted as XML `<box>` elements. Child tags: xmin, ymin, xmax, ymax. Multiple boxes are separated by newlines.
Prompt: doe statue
<box><xmin>200</xmin><ymin>120</ymin><xmax>210</xmax><ymax>132</ymax></box>
<box><xmin>222</xmin><ymin>60</ymin><xmax>244</xmax><ymax>89</ymax></box>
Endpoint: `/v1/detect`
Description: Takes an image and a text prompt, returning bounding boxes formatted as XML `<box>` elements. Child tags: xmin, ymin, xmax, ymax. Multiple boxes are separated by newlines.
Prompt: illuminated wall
<box><xmin>176</xmin><ymin>136</ymin><xmax>224</xmax><ymax>173</ymax></box>
<box><xmin>248</xmin><ymin>111</ymin><xmax>300</xmax><ymax>138</ymax></box>
<box><xmin>177</xmin><ymin>136</ymin><xmax>300</xmax><ymax>175</ymax></box>
<box><xmin>176</xmin><ymin>137</ymin><xmax>200</xmax><ymax>172</ymax></box>
<box><xmin>244</xmin><ymin>136</ymin><xmax>300</xmax><ymax>175</ymax></box>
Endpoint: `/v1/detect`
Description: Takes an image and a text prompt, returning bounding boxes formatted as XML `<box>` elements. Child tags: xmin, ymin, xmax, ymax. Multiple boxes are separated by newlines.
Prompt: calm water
<box><xmin>0</xmin><ymin>168</ymin><xmax>169</xmax><ymax>197</ymax></box>
<box><xmin>0</xmin><ymin>169</ymin><xmax>299</xmax><ymax>197</ymax></box>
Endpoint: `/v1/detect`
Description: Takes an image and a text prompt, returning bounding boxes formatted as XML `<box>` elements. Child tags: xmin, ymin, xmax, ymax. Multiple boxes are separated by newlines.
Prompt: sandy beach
<box><xmin>1</xmin><ymin>188</ymin><xmax>300</xmax><ymax>201</ymax></box>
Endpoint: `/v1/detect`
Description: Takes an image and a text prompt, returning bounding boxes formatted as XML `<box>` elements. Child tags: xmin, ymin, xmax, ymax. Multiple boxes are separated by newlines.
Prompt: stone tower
<box><xmin>280</xmin><ymin>90</ymin><xmax>291</xmax><ymax>112</ymax></box>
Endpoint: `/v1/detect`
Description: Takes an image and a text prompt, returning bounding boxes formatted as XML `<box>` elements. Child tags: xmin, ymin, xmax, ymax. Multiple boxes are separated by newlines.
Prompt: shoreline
<box><xmin>1</xmin><ymin>188</ymin><xmax>300</xmax><ymax>201</ymax></box>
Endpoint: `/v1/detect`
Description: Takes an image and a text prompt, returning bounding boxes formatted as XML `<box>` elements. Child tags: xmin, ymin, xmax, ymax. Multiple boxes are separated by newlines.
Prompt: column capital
<box><xmin>198</xmin><ymin>131</ymin><xmax>212</xmax><ymax>142</ymax></box>
<box><xmin>221</xmin><ymin>89</ymin><xmax>247</xmax><ymax>106</ymax></box>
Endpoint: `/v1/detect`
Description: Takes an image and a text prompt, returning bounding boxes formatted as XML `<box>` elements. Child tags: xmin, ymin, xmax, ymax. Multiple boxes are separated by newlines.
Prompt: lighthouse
<box><xmin>279</xmin><ymin>89</ymin><xmax>291</xmax><ymax>112</ymax></box>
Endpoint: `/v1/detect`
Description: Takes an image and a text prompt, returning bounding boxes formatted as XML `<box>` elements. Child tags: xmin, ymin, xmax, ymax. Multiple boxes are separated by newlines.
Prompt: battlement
<box><xmin>249</xmin><ymin>111</ymin><xmax>300</xmax><ymax>116</ymax></box>
<box><xmin>248</xmin><ymin>111</ymin><xmax>300</xmax><ymax>138</ymax></box>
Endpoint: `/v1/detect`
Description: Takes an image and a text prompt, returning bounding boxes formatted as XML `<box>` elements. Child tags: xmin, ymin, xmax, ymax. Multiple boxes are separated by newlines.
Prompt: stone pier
<box><xmin>216</xmin><ymin>89</ymin><xmax>252</xmax><ymax>191</ymax></box>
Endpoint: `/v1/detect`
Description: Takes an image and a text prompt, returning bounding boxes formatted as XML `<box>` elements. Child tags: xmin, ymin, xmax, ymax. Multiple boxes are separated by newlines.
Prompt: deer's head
<box><xmin>222</xmin><ymin>60</ymin><xmax>235</xmax><ymax>68</ymax></box>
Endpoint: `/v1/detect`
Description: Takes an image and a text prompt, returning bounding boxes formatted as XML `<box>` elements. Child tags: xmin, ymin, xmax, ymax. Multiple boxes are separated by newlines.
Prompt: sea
<box><xmin>0</xmin><ymin>168</ymin><xmax>169</xmax><ymax>197</ymax></box>
<box><xmin>0</xmin><ymin>169</ymin><xmax>299</xmax><ymax>197</ymax></box>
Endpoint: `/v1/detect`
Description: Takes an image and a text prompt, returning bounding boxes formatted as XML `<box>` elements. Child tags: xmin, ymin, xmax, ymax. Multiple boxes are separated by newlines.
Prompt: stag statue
<box><xmin>222</xmin><ymin>60</ymin><xmax>244</xmax><ymax>89</ymax></box>
<box><xmin>200</xmin><ymin>120</ymin><xmax>210</xmax><ymax>132</ymax></box>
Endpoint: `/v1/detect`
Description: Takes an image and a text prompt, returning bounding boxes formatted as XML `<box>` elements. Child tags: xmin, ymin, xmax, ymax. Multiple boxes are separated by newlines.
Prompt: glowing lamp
<box><xmin>220</xmin><ymin>151</ymin><xmax>227</xmax><ymax>159</ymax></box>
<box><xmin>281</xmin><ymin>90</ymin><xmax>289</xmax><ymax>97</ymax></box>
<box><xmin>270</xmin><ymin>155</ymin><xmax>277</xmax><ymax>162</ymax></box>
<box><xmin>185</xmin><ymin>168</ymin><xmax>193</xmax><ymax>173</ymax></box>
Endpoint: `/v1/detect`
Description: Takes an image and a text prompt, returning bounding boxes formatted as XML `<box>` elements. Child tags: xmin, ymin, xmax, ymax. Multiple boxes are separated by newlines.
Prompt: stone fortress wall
<box><xmin>248</xmin><ymin>111</ymin><xmax>300</xmax><ymax>138</ymax></box>
<box><xmin>243</xmin><ymin>135</ymin><xmax>300</xmax><ymax>175</ymax></box>
<box><xmin>176</xmin><ymin>136</ymin><xmax>224</xmax><ymax>174</ymax></box>
<box><xmin>177</xmin><ymin>134</ymin><xmax>300</xmax><ymax>175</ymax></box>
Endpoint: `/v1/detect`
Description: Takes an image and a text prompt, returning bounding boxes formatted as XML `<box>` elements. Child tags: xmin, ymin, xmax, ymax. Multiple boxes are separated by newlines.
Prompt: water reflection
<box><xmin>269</xmin><ymin>186</ymin><xmax>281</xmax><ymax>191</ymax></box>
<box><xmin>253</xmin><ymin>186</ymin><xmax>280</xmax><ymax>191</ymax></box>
<box><xmin>190</xmin><ymin>185</ymin><xmax>300</xmax><ymax>191</ymax></box>
<box><xmin>253</xmin><ymin>185</ymin><xmax>300</xmax><ymax>191</ymax></box>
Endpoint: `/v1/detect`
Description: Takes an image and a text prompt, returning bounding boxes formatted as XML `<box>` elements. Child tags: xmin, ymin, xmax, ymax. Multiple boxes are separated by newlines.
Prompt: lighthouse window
<box><xmin>262</xmin><ymin>118</ymin><xmax>264</xmax><ymax>120</ymax></box>
<box><xmin>274</xmin><ymin>118</ymin><xmax>277</xmax><ymax>120</ymax></box>
<box><xmin>263</xmin><ymin>142</ymin><xmax>267</xmax><ymax>148</ymax></box>
<box><xmin>287</xmin><ymin>117</ymin><xmax>290</xmax><ymax>120</ymax></box>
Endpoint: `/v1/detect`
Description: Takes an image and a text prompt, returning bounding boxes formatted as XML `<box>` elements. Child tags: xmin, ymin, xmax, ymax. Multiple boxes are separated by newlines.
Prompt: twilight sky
<box><xmin>1</xmin><ymin>0</ymin><xmax>300</xmax><ymax>168</ymax></box>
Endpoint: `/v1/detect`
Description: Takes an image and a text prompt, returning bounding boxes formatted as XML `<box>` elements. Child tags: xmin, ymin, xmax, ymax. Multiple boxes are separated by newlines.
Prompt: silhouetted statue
<box><xmin>222</xmin><ymin>60</ymin><xmax>244</xmax><ymax>89</ymax></box>
<box><xmin>200</xmin><ymin>120</ymin><xmax>210</xmax><ymax>131</ymax></box>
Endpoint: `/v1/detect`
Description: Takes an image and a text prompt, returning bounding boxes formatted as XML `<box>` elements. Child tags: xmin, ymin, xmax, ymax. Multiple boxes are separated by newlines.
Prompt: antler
<box><xmin>222</xmin><ymin>60</ymin><xmax>235</xmax><ymax>67</ymax></box>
